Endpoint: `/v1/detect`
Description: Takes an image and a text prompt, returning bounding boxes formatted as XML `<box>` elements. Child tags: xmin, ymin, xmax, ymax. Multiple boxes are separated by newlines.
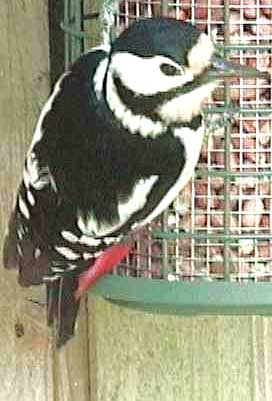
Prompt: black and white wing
<box><xmin>3</xmin><ymin>48</ymin><xmax>110</xmax><ymax>346</ymax></box>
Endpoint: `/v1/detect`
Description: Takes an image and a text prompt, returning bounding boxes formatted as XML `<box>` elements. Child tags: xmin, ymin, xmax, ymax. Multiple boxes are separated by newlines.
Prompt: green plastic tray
<box><xmin>91</xmin><ymin>276</ymin><xmax>272</xmax><ymax>316</ymax></box>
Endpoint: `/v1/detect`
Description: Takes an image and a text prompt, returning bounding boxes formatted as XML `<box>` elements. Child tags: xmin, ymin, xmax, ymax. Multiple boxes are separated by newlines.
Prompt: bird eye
<box><xmin>160</xmin><ymin>63</ymin><xmax>182</xmax><ymax>76</ymax></box>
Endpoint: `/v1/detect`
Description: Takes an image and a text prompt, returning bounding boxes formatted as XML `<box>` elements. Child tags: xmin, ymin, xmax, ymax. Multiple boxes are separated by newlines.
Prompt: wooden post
<box><xmin>0</xmin><ymin>2</ymin><xmax>90</xmax><ymax>400</ymax></box>
<box><xmin>0</xmin><ymin>2</ymin><xmax>53</xmax><ymax>400</ymax></box>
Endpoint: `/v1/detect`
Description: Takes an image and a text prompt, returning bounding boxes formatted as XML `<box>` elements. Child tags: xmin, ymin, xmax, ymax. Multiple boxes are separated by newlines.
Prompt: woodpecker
<box><xmin>3</xmin><ymin>18</ymin><xmax>267</xmax><ymax>346</ymax></box>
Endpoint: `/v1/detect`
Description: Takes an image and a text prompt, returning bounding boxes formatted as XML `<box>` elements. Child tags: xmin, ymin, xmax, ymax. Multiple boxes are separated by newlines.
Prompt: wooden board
<box><xmin>89</xmin><ymin>297</ymin><xmax>272</xmax><ymax>401</ymax></box>
<box><xmin>0</xmin><ymin>2</ymin><xmax>90</xmax><ymax>400</ymax></box>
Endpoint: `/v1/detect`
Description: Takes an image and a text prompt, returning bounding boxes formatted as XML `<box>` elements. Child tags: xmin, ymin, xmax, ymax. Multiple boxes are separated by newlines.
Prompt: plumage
<box><xmin>3</xmin><ymin>17</ymin><xmax>265</xmax><ymax>346</ymax></box>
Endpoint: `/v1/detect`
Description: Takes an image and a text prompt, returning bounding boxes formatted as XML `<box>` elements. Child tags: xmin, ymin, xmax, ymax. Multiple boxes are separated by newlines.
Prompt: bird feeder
<box><xmin>62</xmin><ymin>0</ymin><xmax>272</xmax><ymax>315</ymax></box>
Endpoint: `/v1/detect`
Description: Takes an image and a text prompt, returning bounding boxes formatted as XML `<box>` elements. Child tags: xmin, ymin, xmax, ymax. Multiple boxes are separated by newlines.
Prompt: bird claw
<box><xmin>74</xmin><ymin>243</ymin><xmax>131</xmax><ymax>300</ymax></box>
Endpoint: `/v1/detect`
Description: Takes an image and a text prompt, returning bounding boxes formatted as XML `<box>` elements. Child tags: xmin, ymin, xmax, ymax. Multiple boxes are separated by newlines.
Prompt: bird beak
<box><xmin>208</xmin><ymin>55</ymin><xmax>270</xmax><ymax>80</ymax></box>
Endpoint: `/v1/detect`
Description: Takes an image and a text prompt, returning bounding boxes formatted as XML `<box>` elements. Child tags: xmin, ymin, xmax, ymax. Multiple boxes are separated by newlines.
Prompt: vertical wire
<box><xmin>207</xmin><ymin>0</ymin><xmax>211</xmax><ymax>38</ymax></box>
<box><xmin>238</xmin><ymin>113</ymin><xmax>243</xmax><ymax>280</ymax></box>
<box><xmin>161</xmin><ymin>0</ymin><xmax>168</xmax><ymax>17</ymax></box>
<box><xmin>146</xmin><ymin>0</ymin><xmax>152</xmax><ymax>18</ymax></box>
<box><xmin>269</xmin><ymin>39</ymin><xmax>272</xmax><ymax>282</ymax></box>
<box><xmin>136</xmin><ymin>0</ymin><xmax>140</xmax><ymax>19</ymax></box>
<box><xmin>239</xmin><ymin>0</ymin><xmax>244</xmax><ymax>281</ymax></box>
<box><xmin>175</xmin><ymin>206</ymin><xmax>180</xmax><ymax>278</ymax></box>
<box><xmin>223</xmin><ymin>0</ymin><xmax>232</xmax><ymax>281</ymax></box>
<box><xmin>191</xmin><ymin>179</ymin><xmax>195</xmax><ymax>279</ymax></box>
<box><xmin>64</xmin><ymin>0</ymin><xmax>70</xmax><ymax>70</ymax></box>
<box><xmin>255</xmin><ymin>0</ymin><xmax>261</xmax><ymax>279</ymax></box>
<box><xmin>125</xmin><ymin>0</ymin><xmax>129</xmax><ymax>27</ymax></box>
<box><xmin>161</xmin><ymin>211</ymin><xmax>169</xmax><ymax>278</ymax></box>
<box><xmin>206</xmin><ymin>172</ymin><xmax>211</xmax><ymax>276</ymax></box>
<box><xmin>191</xmin><ymin>0</ymin><xmax>195</xmax><ymax>25</ymax></box>
<box><xmin>207</xmin><ymin>122</ymin><xmax>213</xmax><ymax>277</ymax></box>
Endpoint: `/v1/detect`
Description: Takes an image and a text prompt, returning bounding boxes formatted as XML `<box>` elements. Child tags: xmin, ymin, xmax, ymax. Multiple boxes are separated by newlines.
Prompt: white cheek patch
<box><xmin>109</xmin><ymin>53</ymin><xmax>193</xmax><ymax>96</ymax></box>
<box><xmin>157</xmin><ymin>81</ymin><xmax>217</xmax><ymax>124</ymax></box>
<box><xmin>187</xmin><ymin>33</ymin><xmax>215</xmax><ymax>75</ymax></box>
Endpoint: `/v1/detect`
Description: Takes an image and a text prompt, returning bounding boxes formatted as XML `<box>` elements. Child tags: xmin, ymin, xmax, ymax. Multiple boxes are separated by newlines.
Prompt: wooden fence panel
<box><xmin>0</xmin><ymin>2</ymin><xmax>90</xmax><ymax>400</ymax></box>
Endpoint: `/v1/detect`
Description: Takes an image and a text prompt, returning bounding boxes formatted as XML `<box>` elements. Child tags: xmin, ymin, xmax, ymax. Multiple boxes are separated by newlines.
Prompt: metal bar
<box><xmin>61</xmin><ymin>22</ymin><xmax>93</xmax><ymax>39</ymax></box>
<box><xmin>152</xmin><ymin>231</ymin><xmax>272</xmax><ymax>241</ymax></box>
<box><xmin>161</xmin><ymin>211</ymin><xmax>169</xmax><ymax>278</ymax></box>
<box><xmin>218</xmin><ymin>44</ymin><xmax>272</xmax><ymax>51</ymax></box>
<box><xmin>71</xmin><ymin>0</ymin><xmax>83</xmax><ymax>62</ymax></box>
<box><xmin>195</xmin><ymin>171</ymin><xmax>272</xmax><ymax>178</ymax></box>
<box><xmin>203</xmin><ymin>107</ymin><xmax>272</xmax><ymax>115</ymax></box>
<box><xmin>64</xmin><ymin>0</ymin><xmax>70</xmax><ymax>70</ymax></box>
<box><xmin>223</xmin><ymin>0</ymin><xmax>232</xmax><ymax>281</ymax></box>
<box><xmin>161</xmin><ymin>0</ymin><xmax>169</xmax><ymax>17</ymax></box>
<box><xmin>82</xmin><ymin>12</ymin><xmax>100</xmax><ymax>20</ymax></box>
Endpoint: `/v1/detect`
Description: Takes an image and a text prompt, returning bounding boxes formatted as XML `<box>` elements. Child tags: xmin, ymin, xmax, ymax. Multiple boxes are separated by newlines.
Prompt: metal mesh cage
<box><xmin>62</xmin><ymin>0</ymin><xmax>272</xmax><ymax>313</ymax></box>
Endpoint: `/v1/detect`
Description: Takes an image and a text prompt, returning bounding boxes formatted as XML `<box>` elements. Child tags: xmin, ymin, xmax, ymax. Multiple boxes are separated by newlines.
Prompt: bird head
<box><xmin>98</xmin><ymin>18</ymin><xmax>268</xmax><ymax>136</ymax></box>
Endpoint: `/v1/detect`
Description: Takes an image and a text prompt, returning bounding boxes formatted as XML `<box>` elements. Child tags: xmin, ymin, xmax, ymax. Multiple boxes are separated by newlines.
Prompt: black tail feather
<box><xmin>3</xmin><ymin>211</ymin><xmax>49</xmax><ymax>286</ymax></box>
<box><xmin>4</xmin><ymin>210</ymin><xmax>81</xmax><ymax>346</ymax></box>
<box><xmin>46</xmin><ymin>274</ymin><xmax>80</xmax><ymax>347</ymax></box>
<box><xmin>3</xmin><ymin>211</ymin><xmax>19</xmax><ymax>270</ymax></box>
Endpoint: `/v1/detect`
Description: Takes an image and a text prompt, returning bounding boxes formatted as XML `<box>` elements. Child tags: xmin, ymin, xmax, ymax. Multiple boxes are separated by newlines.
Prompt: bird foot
<box><xmin>74</xmin><ymin>243</ymin><xmax>130</xmax><ymax>300</ymax></box>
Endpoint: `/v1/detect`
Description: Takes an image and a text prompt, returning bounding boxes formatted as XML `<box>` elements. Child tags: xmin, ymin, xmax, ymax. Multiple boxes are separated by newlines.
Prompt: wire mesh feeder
<box><xmin>62</xmin><ymin>0</ymin><xmax>272</xmax><ymax>314</ymax></box>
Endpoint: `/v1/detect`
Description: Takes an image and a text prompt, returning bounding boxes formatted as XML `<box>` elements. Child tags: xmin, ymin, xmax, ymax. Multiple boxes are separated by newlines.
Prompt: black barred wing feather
<box><xmin>3</xmin><ymin>181</ymin><xmax>55</xmax><ymax>286</ymax></box>
<box><xmin>3</xmin><ymin>154</ymin><xmax>84</xmax><ymax>346</ymax></box>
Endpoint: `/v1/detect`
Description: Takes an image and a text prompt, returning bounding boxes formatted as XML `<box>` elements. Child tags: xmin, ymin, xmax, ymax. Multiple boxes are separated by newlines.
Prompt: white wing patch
<box><xmin>55</xmin><ymin>246</ymin><xmax>81</xmax><ymax>260</ymax></box>
<box><xmin>133</xmin><ymin>125</ymin><xmax>205</xmax><ymax>229</ymax></box>
<box><xmin>24</xmin><ymin>152</ymin><xmax>57</xmax><ymax>192</ymax></box>
<box><xmin>118</xmin><ymin>176</ymin><xmax>158</xmax><ymax>223</ymax></box>
<box><xmin>16</xmin><ymin>224</ymin><xmax>28</xmax><ymax>240</ymax></box>
<box><xmin>83</xmin><ymin>252</ymin><xmax>94</xmax><ymax>261</ymax></box>
<box><xmin>34</xmin><ymin>248</ymin><xmax>41</xmax><ymax>258</ymax></box>
<box><xmin>18</xmin><ymin>196</ymin><xmax>30</xmax><ymax>219</ymax></box>
<box><xmin>26</xmin><ymin>190</ymin><xmax>35</xmax><ymax>206</ymax></box>
<box><xmin>78</xmin><ymin>175</ymin><xmax>158</xmax><ymax>237</ymax></box>
<box><xmin>61</xmin><ymin>230</ymin><xmax>79</xmax><ymax>243</ymax></box>
<box><xmin>79</xmin><ymin>235</ymin><xmax>102</xmax><ymax>247</ymax></box>
<box><xmin>17</xmin><ymin>244</ymin><xmax>23</xmax><ymax>256</ymax></box>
